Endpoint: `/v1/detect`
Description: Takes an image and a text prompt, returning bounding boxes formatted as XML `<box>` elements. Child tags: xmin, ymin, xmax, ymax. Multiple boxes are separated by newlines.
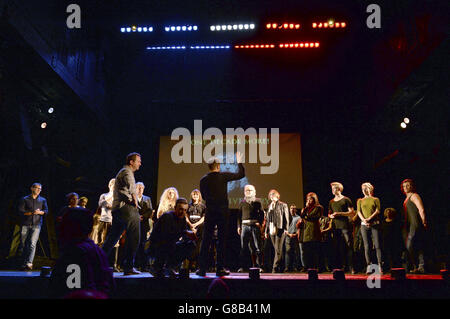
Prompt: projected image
<box><xmin>157</xmin><ymin>133</ymin><xmax>303</xmax><ymax>209</ymax></box>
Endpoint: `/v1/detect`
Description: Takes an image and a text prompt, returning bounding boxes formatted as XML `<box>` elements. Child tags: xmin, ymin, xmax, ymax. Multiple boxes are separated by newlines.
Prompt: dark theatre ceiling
<box><xmin>0</xmin><ymin>0</ymin><xmax>448</xmax><ymax>255</ymax></box>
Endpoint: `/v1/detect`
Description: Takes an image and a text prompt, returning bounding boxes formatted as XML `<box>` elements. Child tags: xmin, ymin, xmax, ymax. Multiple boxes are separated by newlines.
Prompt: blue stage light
<box><xmin>165</xmin><ymin>25</ymin><xmax>198</xmax><ymax>32</ymax></box>
<box><xmin>126</xmin><ymin>27</ymin><xmax>131</xmax><ymax>32</ymax></box>
<box><xmin>121</xmin><ymin>27</ymin><xmax>125</xmax><ymax>32</ymax></box>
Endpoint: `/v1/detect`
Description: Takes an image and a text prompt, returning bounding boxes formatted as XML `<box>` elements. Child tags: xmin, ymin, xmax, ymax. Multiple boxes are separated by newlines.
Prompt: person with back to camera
<box><xmin>50</xmin><ymin>207</ymin><xmax>114</xmax><ymax>298</ymax></box>
<box><xmin>196</xmin><ymin>152</ymin><xmax>245</xmax><ymax>277</ymax></box>
<box><xmin>356</xmin><ymin>182</ymin><xmax>383</xmax><ymax>274</ymax></box>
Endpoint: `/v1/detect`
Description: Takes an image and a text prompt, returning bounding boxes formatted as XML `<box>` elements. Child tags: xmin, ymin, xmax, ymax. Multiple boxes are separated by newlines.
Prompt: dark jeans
<box><xmin>318</xmin><ymin>241</ymin><xmax>333</xmax><ymax>271</ymax></box>
<box><xmin>333</xmin><ymin>228</ymin><xmax>353</xmax><ymax>270</ymax></box>
<box><xmin>360</xmin><ymin>225</ymin><xmax>382</xmax><ymax>266</ymax></box>
<box><xmin>285</xmin><ymin>237</ymin><xmax>300</xmax><ymax>271</ymax></box>
<box><xmin>102</xmin><ymin>204</ymin><xmax>140</xmax><ymax>271</ymax></box>
<box><xmin>152</xmin><ymin>239</ymin><xmax>196</xmax><ymax>270</ymax></box>
<box><xmin>303</xmin><ymin>241</ymin><xmax>320</xmax><ymax>269</ymax></box>
<box><xmin>20</xmin><ymin>225</ymin><xmax>41</xmax><ymax>266</ymax></box>
<box><xmin>270</xmin><ymin>229</ymin><xmax>286</xmax><ymax>271</ymax></box>
<box><xmin>406</xmin><ymin>225</ymin><xmax>425</xmax><ymax>270</ymax></box>
<box><xmin>199</xmin><ymin>206</ymin><xmax>228</xmax><ymax>270</ymax></box>
<box><xmin>240</xmin><ymin>224</ymin><xmax>263</xmax><ymax>268</ymax></box>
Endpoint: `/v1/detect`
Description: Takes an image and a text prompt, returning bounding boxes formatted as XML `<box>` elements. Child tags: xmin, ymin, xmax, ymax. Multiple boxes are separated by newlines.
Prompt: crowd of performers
<box><xmin>16</xmin><ymin>152</ymin><xmax>428</xmax><ymax>278</ymax></box>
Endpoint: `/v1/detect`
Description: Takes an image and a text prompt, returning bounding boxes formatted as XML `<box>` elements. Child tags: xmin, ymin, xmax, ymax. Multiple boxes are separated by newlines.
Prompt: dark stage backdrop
<box><xmin>157</xmin><ymin>133</ymin><xmax>303</xmax><ymax>209</ymax></box>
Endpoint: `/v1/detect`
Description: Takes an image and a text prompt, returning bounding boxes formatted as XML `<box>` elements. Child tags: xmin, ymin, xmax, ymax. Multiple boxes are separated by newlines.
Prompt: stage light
<box><xmin>132</xmin><ymin>25</ymin><xmax>137</xmax><ymax>32</ymax></box>
<box><xmin>41</xmin><ymin>122</ymin><xmax>47</xmax><ymax>129</ymax></box>
<box><xmin>189</xmin><ymin>45</ymin><xmax>231</xmax><ymax>50</ymax></box>
<box><xmin>403</xmin><ymin>117</ymin><xmax>410</xmax><ymax>124</ymax></box>
<box><xmin>266</xmin><ymin>23</ymin><xmax>271</xmax><ymax>29</ymax></box>
<box><xmin>341</xmin><ymin>22</ymin><xmax>346</xmax><ymax>27</ymax></box>
<box><xmin>165</xmin><ymin>25</ymin><xmax>198</xmax><ymax>32</ymax></box>
<box><xmin>283</xmin><ymin>23</ymin><xmax>288</xmax><ymax>28</ymax></box>
<box><xmin>193</xmin><ymin>26</ymin><xmax>198</xmax><ymax>30</ymax></box>
<box><xmin>318</xmin><ymin>23</ymin><xmax>323</xmax><ymax>28</ymax></box>
<box><xmin>146</xmin><ymin>46</ymin><xmax>186</xmax><ymax>50</ymax></box>
<box><xmin>126</xmin><ymin>27</ymin><xmax>131</xmax><ymax>32</ymax></box>
<box><xmin>120</xmin><ymin>27</ymin><xmax>125</xmax><ymax>32</ymax></box>
<box><xmin>400</xmin><ymin>122</ymin><xmax>407</xmax><ymax>129</ymax></box>
<box><xmin>315</xmin><ymin>42</ymin><xmax>319</xmax><ymax>47</ymax></box>
<box><xmin>272</xmin><ymin>23</ymin><xmax>277</xmax><ymax>28</ymax></box>
<box><xmin>48</xmin><ymin>107</ymin><xmax>54</xmax><ymax>114</ymax></box>
<box><xmin>295</xmin><ymin>24</ymin><xmax>300</xmax><ymax>29</ymax></box>
<box><xmin>335</xmin><ymin>22</ymin><xmax>340</xmax><ymax>28</ymax></box>
<box><xmin>137</xmin><ymin>27</ymin><xmax>142</xmax><ymax>32</ymax></box>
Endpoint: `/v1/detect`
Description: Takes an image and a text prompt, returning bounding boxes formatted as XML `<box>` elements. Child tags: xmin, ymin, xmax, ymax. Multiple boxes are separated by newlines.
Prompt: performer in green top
<box><xmin>356</xmin><ymin>183</ymin><xmax>382</xmax><ymax>274</ymax></box>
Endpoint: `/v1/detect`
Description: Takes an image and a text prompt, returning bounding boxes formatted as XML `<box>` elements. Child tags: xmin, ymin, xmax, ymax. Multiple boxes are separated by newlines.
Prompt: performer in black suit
<box><xmin>102</xmin><ymin>152</ymin><xmax>142</xmax><ymax>275</ymax></box>
<box><xmin>135</xmin><ymin>182</ymin><xmax>153</xmax><ymax>270</ymax></box>
<box><xmin>196</xmin><ymin>152</ymin><xmax>245</xmax><ymax>277</ymax></box>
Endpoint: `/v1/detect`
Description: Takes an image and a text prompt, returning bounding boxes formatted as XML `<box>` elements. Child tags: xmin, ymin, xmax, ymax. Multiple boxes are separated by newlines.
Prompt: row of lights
<box><xmin>210</xmin><ymin>24</ymin><xmax>255</xmax><ymax>31</ymax></box>
<box><xmin>266</xmin><ymin>23</ymin><xmax>301</xmax><ymax>29</ymax></box>
<box><xmin>121</xmin><ymin>20</ymin><xmax>347</xmax><ymax>33</ymax></box>
<box><xmin>235</xmin><ymin>42</ymin><xmax>320</xmax><ymax>49</ymax></box>
<box><xmin>147</xmin><ymin>45</ymin><xmax>231</xmax><ymax>50</ymax></box>
<box><xmin>312</xmin><ymin>21</ymin><xmax>346</xmax><ymax>28</ymax></box>
<box><xmin>164</xmin><ymin>25</ymin><xmax>198</xmax><ymax>32</ymax></box>
<box><xmin>121</xmin><ymin>26</ymin><xmax>153</xmax><ymax>32</ymax></box>
<box><xmin>40</xmin><ymin>107</ymin><xmax>54</xmax><ymax>129</ymax></box>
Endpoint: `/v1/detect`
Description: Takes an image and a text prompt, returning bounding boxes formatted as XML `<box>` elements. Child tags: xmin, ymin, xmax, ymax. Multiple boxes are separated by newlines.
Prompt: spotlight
<box><xmin>143</xmin><ymin>27</ymin><xmax>147</xmax><ymax>32</ymax></box>
<box><xmin>48</xmin><ymin>107</ymin><xmax>54</xmax><ymax>114</ymax></box>
<box><xmin>120</xmin><ymin>27</ymin><xmax>125</xmax><ymax>32</ymax></box>
<box><xmin>400</xmin><ymin>122</ymin><xmax>407</xmax><ymax>129</ymax></box>
<box><xmin>137</xmin><ymin>27</ymin><xmax>142</xmax><ymax>32</ymax></box>
<box><xmin>41</xmin><ymin>122</ymin><xmax>47</xmax><ymax>129</ymax></box>
<box><xmin>403</xmin><ymin>117</ymin><xmax>410</xmax><ymax>124</ymax></box>
<box><xmin>250</xmin><ymin>24</ymin><xmax>255</xmax><ymax>29</ymax></box>
<box><xmin>266</xmin><ymin>23</ymin><xmax>271</xmax><ymax>29</ymax></box>
<box><xmin>210</xmin><ymin>26</ymin><xmax>215</xmax><ymax>31</ymax></box>
<box><xmin>126</xmin><ymin>27</ymin><xmax>131</xmax><ymax>32</ymax></box>
<box><xmin>132</xmin><ymin>25</ymin><xmax>137</xmax><ymax>32</ymax></box>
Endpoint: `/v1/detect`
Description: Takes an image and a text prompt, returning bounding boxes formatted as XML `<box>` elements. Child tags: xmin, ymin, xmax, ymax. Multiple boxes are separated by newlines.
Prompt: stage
<box><xmin>0</xmin><ymin>270</ymin><xmax>447</xmax><ymax>299</ymax></box>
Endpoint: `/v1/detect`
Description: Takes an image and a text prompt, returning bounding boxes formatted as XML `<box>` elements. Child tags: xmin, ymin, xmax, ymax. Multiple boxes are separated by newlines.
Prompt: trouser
<box><xmin>318</xmin><ymin>241</ymin><xmax>333</xmax><ymax>270</ymax></box>
<box><xmin>303</xmin><ymin>241</ymin><xmax>320</xmax><ymax>269</ymax></box>
<box><xmin>153</xmin><ymin>239</ymin><xmax>196</xmax><ymax>270</ymax></box>
<box><xmin>102</xmin><ymin>204</ymin><xmax>140</xmax><ymax>271</ymax></box>
<box><xmin>198</xmin><ymin>206</ymin><xmax>228</xmax><ymax>270</ymax></box>
<box><xmin>8</xmin><ymin>224</ymin><xmax>22</xmax><ymax>258</ymax></box>
<box><xmin>240</xmin><ymin>224</ymin><xmax>263</xmax><ymax>268</ymax></box>
<box><xmin>20</xmin><ymin>225</ymin><xmax>41</xmax><ymax>266</ymax></box>
<box><xmin>97</xmin><ymin>221</ymin><xmax>112</xmax><ymax>247</ymax></box>
<box><xmin>299</xmin><ymin>242</ymin><xmax>306</xmax><ymax>268</ymax></box>
<box><xmin>270</xmin><ymin>229</ymin><xmax>286</xmax><ymax>271</ymax></box>
<box><xmin>263</xmin><ymin>237</ymin><xmax>274</xmax><ymax>271</ymax></box>
<box><xmin>360</xmin><ymin>225</ymin><xmax>382</xmax><ymax>266</ymax></box>
<box><xmin>406</xmin><ymin>225</ymin><xmax>425</xmax><ymax>270</ymax></box>
<box><xmin>334</xmin><ymin>228</ymin><xmax>353</xmax><ymax>270</ymax></box>
<box><xmin>285</xmin><ymin>237</ymin><xmax>300</xmax><ymax>270</ymax></box>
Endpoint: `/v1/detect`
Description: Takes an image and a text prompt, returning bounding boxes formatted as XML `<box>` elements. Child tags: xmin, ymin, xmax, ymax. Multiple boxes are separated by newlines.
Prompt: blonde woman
<box><xmin>156</xmin><ymin>187</ymin><xmax>179</xmax><ymax>219</ymax></box>
<box><xmin>356</xmin><ymin>182</ymin><xmax>382</xmax><ymax>274</ymax></box>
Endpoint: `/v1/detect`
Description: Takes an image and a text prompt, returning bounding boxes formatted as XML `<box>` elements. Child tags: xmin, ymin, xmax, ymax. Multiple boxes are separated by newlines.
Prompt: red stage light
<box><xmin>315</xmin><ymin>42</ymin><xmax>319</xmax><ymax>47</ymax></box>
<box><xmin>305</xmin><ymin>43</ymin><xmax>309</xmax><ymax>47</ymax></box>
<box><xmin>266</xmin><ymin>23</ymin><xmax>271</xmax><ymax>29</ymax></box>
<box><xmin>309</xmin><ymin>43</ymin><xmax>314</xmax><ymax>47</ymax></box>
<box><xmin>250</xmin><ymin>45</ymin><xmax>254</xmax><ymax>48</ymax></box>
<box><xmin>295</xmin><ymin>24</ymin><xmax>300</xmax><ymax>29</ymax></box>
<box><xmin>294</xmin><ymin>43</ymin><xmax>299</xmax><ymax>47</ymax></box>
<box><xmin>245</xmin><ymin>45</ymin><xmax>249</xmax><ymax>48</ymax></box>
<box><xmin>324</xmin><ymin>23</ymin><xmax>328</xmax><ymax>28</ymax></box>
<box><xmin>289</xmin><ymin>44</ymin><xmax>294</xmax><ymax>48</ymax></box>
<box><xmin>283</xmin><ymin>23</ymin><xmax>288</xmax><ymax>28</ymax></box>
<box><xmin>272</xmin><ymin>23</ymin><xmax>277</xmax><ymax>28</ymax></box>
<box><xmin>318</xmin><ymin>23</ymin><xmax>323</xmax><ymax>28</ymax></box>
<box><xmin>255</xmin><ymin>45</ymin><xmax>259</xmax><ymax>48</ymax></box>
<box><xmin>270</xmin><ymin>44</ymin><xmax>275</xmax><ymax>48</ymax></box>
<box><xmin>289</xmin><ymin>24</ymin><xmax>294</xmax><ymax>29</ymax></box>
<box><xmin>335</xmin><ymin>22</ymin><xmax>340</xmax><ymax>28</ymax></box>
<box><xmin>341</xmin><ymin>22</ymin><xmax>346</xmax><ymax>27</ymax></box>
<box><xmin>279</xmin><ymin>44</ymin><xmax>284</xmax><ymax>48</ymax></box>
<box><xmin>312</xmin><ymin>23</ymin><xmax>317</xmax><ymax>28</ymax></box>
<box><xmin>300</xmin><ymin>43</ymin><xmax>304</xmax><ymax>47</ymax></box>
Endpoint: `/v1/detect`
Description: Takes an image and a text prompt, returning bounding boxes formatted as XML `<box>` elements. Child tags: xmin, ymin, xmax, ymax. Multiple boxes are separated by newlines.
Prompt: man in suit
<box><xmin>135</xmin><ymin>182</ymin><xmax>153</xmax><ymax>270</ymax></box>
<box><xmin>102</xmin><ymin>152</ymin><xmax>142</xmax><ymax>275</ymax></box>
<box><xmin>196</xmin><ymin>152</ymin><xmax>245</xmax><ymax>277</ymax></box>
